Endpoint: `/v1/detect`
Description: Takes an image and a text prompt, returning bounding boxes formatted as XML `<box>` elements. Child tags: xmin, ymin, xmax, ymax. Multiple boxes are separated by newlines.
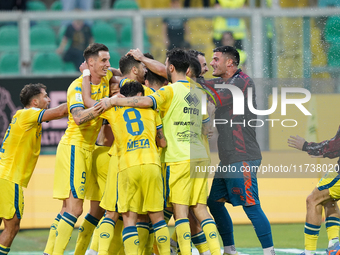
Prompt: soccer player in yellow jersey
<box><xmin>45</xmin><ymin>43</ymin><xmax>115</xmax><ymax>255</ymax></box>
<box><xmin>0</xmin><ymin>83</ymin><xmax>67</xmax><ymax>255</ymax></box>
<box><xmin>98</xmin><ymin>48</ymin><xmax>221</xmax><ymax>255</ymax></box>
<box><xmin>94</xmin><ymin>81</ymin><xmax>169</xmax><ymax>255</ymax></box>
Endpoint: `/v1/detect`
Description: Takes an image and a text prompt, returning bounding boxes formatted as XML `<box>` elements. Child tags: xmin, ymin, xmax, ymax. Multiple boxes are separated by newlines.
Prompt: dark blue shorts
<box><xmin>209</xmin><ymin>159</ymin><xmax>261</xmax><ymax>206</ymax></box>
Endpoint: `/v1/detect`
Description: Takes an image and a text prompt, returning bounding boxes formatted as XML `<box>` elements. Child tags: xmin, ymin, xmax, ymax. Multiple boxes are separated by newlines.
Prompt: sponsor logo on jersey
<box><xmin>75</xmin><ymin>93</ymin><xmax>83</xmax><ymax>102</ymax></box>
<box><xmin>177</xmin><ymin>130</ymin><xmax>198</xmax><ymax>139</ymax></box>
<box><xmin>51</xmin><ymin>224</ymin><xmax>57</xmax><ymax>230</ymax></box>
<box><xmin>75</xmin><ymin>86</ymin><xmax>82</xmax><ymax>92</ymax></box>
<box><xmin>127</xmin><ymin>138</ymin><xmax>150</xmax><ymax>152</ymax></box>
<box><xmin>173</xmin><ymin>121</ymin><xmax>194</xmax><ymax>126</ymax></box>
<box><xmin>183</xmin><ymin>107</ymin><xmax>199</xmax><ymax>116</ymax></box>
<box><xmin>78</xmin><ymin>185</ymin><xmax>85</xmax><ymax>196</ymax></box>
<box><xmin>184</xmin><ymin>92</ymin><xmax>200</xmax><ymax>107</ymax></box>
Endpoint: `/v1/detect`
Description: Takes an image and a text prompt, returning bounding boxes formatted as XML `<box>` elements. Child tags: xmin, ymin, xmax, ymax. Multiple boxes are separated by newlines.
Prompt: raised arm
<box><xmin>71</xmin><ymin>105</ymin><xmax>103</xmax><ymax>125</ymax></box>
<box><xmin>127</xmin><ymin>48</ymin><xmax>167</xmax><ymax>79</ymax></box>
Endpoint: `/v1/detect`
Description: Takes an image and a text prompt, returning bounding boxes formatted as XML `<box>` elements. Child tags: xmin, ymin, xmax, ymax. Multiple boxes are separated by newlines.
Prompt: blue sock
<box><xmin>243</xmin><ymin>204</ymin><xmax>273</xmax><ymax>248</ymax></box>
<box><xmin>207</xmin><ymin>197</ymin><xmax>234</xmax><ymax>246</ymax></box>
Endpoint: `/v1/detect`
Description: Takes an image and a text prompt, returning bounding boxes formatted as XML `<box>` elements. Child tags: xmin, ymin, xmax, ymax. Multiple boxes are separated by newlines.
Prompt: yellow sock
<box><xmin>98</xmin><ymin>217</ymin><xmax>116</xmax><ymax>255</ymax></box>
<box><xmin>171</xmin><ymin>230</ymin><xmax>177</xmax><ymax>242</ymax></box>
<box><xmin>0</xmin><ymin>244</ymin><xmax>10</xmax><ymax>255</ymax></box>
<box><xmin>201</xmin><ymin>219</ymin><xmax>221</xmax><ymax>255</ymax></box>
<box><xmin>109</xmin><ymin>218</ymin><xmax>124</xmax><ymax>254</ymax></box>
<box><xmin>143</xmin><ymin>223</ymin><xmax>154</xmax><ymax>255</ymax></box>
<box><xmin>75</xmin><ymin>213</ymin><xmax>100</xmax><ymax>255</ymax></box>
<box><xmin>192</xmin><ymin>231</ymin><xmax>209</xmax><ymax>253</ymax></box>
<box><xmin>89</xmin><ymin>217</ymin><xmax>104</xmax><ymax>252</ymax></box>
<box><xmin>304</xmin><ymin>223</ymin><xmax>320</xmax><ymax>252</ymax></box>
<box><xmin>175</xmin><ymin>218</ymin><xmax>191</xmax><ymax>255</ymax></box>
<box><xmin>137</xmin><ymin>222</ymin><xmax>150</xmax><ymax>255</ymax></box>
<box><xmin>44</xmin><ymin>213</ymin><xmax>61</xmax><ymax>255</ymax></box>
<box><xmin>153</xmin><ymin>220</ymin><xmax>170</xmax><ymax>255</ymax></box>
<box><xmin>52</xmin><ymin>212</ymin><xmax>77</xmax><ymax>255</ymax></box>
<box><xmin>326</xmin><ymin>217</ymin><xmax>340</xmax><ymax>241</ymax></box>
<box><xmin>123</xmin><ymin>226</ymin><xmax>139</xmax><ymax>255</ymax></box>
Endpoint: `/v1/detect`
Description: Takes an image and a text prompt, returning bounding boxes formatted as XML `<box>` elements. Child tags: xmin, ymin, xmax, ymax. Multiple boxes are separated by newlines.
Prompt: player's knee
<box><xmin>207</xmin><ymin>197</ymin><xmax>223</xmax><ymax>212</ymax></box>
<box><xmin>306</xmin><ymin>193</ymin><xmax>316</xmax><ymax>207</ymax></box>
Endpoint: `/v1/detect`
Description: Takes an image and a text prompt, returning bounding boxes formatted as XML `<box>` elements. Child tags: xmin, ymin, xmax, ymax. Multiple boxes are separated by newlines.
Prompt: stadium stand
<box><xmin>31</xmin><ymin>52</ymin><xmax>63</xmax><ymax>74</ymax></box>
<box><xmin>92</xmin><ymin>21</ymin><xmax>119</xmax><ymax>50</ymax></box>
<box><xmin>109</xmin><ymin>50</ymin><xmax>121</xmax><ymax>69</ymax></box>
<box><xmin>113</xmin><ymin>0</ymin><xmax>139</xmax><ymax>10</ymax></box>
<box><xmin>0</xmin><ymin>52</ymin><xmax>19</xmax><ymax>74</ymax></box>
<box><xmin>26</xmin><ymin>0</ymin><xmax>47</xmax><ymax>11</ymax></box>
<box><xmin>50</xmin><ymin>1</ymin><xmax>62</xmax><ymax>11</ymax></box>
<box><xmin>30</xmin><ymin>24</ymin><xmax>57</xmax><ymax>51</ymax></box>
<box><xmin>0</xmin><ymin>25</ymin><xmax>19</xmax><ymax>52</ymax></box>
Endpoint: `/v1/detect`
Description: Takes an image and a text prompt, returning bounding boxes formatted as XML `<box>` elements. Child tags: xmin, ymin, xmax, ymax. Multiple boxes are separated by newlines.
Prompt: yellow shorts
<box><xmin>167</xmin><ymin>160</ymin><xmax>209</xmax><ymax>206</ymax></box>
<box><xmin>85</xmin><ymin>145</ymin><xmax>111</xmax><ymax>201</ymax></box>
<box><xmin>317</xmin><ymin>171</ymin><xmax>340</xmax><ymax>200</ymax></box>
<box><xmin>53</xmin><ymin>143</ymin><xmax>93</xmax><ymax>200</ymax></box>
<box><xmin>117</xmin><ymin>164</ymin><xmax>163</xmax><ymax>214</ymax></box>
<box><xmin>100</xmin><ymin>155</ymin><xmax>119</xmax><ymax>212</ymax></box>
<box><xmin>0</xmin><ymin>178</ymin><xmax>24</xmax><ymax>220</ymax></box>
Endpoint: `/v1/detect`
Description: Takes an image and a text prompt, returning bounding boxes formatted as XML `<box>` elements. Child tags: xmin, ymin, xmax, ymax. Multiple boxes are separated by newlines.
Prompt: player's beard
<box><xmin>167</xmin><ymin>68</ymin><xmax>172</xmax><ymax>83</ymax></box>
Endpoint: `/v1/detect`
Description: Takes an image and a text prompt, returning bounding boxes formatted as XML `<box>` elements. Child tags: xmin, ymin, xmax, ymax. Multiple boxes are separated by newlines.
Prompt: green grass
<box><xmin>7</xmin><ymin>223</ymin><xmax>329</xmax><ymax>252</ymax></box>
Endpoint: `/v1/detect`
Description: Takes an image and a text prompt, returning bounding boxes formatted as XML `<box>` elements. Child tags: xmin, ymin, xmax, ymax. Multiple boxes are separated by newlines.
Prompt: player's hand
<box><xmin>96</xmin><ymin>97</ymin><xmax>112</xmax><ymax>111</ymax></box>
<box><xmin>287</xmin><ymin>135</ymin><xmax>306</xmax><ymax>150</ymax></box>
<box><xmin>208</xmin><ymin>130</ymin><xmax>214</xmax><ymax>140</ymax></box>
<box><xmin>79</xmin><ymin>61</ymin><xmax>89</xmax><ymax>73</ymax></box>
<box><xmin>94</xmin><ymin>101</ymin><xmax>105</xmax><ymax>113</ymax></box>
<box><xmin>127</xmin><ymin>48</ymin><xmax>144</xmax><ymax>61</ymax></box>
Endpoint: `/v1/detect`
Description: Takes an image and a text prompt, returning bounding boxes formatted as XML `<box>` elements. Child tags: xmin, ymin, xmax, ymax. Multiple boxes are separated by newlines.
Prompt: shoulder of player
<box><xmin>67</xmin><ymin>78</ymin><xmax>83</xmax><ymax>94</ymax></box>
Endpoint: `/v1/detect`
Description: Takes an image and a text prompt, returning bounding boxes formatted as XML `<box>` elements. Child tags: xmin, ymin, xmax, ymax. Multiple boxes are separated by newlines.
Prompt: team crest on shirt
<box><xmin>78</xmin><ymin>185</ymin><xmax>85</xmax><ymax>196</ymax></box>
<box><xmin>183</xmin><ymin>232</ymin><xmax>191</xmax><ymax>240</ymax></box>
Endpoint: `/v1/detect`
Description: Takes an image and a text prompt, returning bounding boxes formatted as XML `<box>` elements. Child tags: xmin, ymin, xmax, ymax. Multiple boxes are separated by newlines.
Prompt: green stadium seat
<box><xmin>327</xmin><ymin>44</ymin><xmax>340</xmax><ymax>67</ymax></box>
<box><xmin>30</xmin><ymin>25</ymin><xmax>57</xmax><ymax>51</ymax></box>
<box><xmin>113</xmin><ymin>0</ymin><xmax>139</xmax><ymax>9</ymax></box>
<box><xmin>50</xmin><ymin>1</ymin><xmax>62</xmax><ymax>11</ymax></box>
<box><xmin>32</xmin><ymin>52</ymin><xmax>63</xmax><ymax>74</ymax></box>
<box><xmin>109</xmin><ymin>50</ymin><xmax>121</xmax><ymax>69</ymax></box>
<box><xmin>119</xmin><ymin>23</ymin><xmax>150</xmax><ymax>49</ymax></box>
<box><xmin>92</xmin><ymin>21</ymin><xmax>118</xmax><ymax>50</ymax></box>
<box><xmin>0</xmin><ymin>25</ymin><xmax>19</xmax><ymax>52</ymax></box>
<box><xmin>27</xmin><ymin>1</ymin><xmax>47</xmax><ymax>11</ymax></box>
<box><xmin>0</xmin><ymin>52</ymin><xmax>19</xmax><ymax>74</ymax></box>
<box><xmin>63</xmin><ymin>61</ymin><xmax>78</xmax><ymax>73</ymax></box>
<box><xmin>324</xmin><ymin>16</ymin><xmax>340</xmax><ymax>44</ymax></box>
<box><xmin>318</xmin><ymin>0</ymin><xmax>340</xmax><ymax>7</ymax></box>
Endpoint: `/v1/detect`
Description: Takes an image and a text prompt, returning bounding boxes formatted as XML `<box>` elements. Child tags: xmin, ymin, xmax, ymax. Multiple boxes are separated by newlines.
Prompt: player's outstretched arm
<box><xmin>156</xmin><ymin>128</ymin><xmax>167</xmax><ymax>148</ymax></box>
<box><xmin>287</xmin><ymin>135</ymin><xmax>306</xmax><ymax>151</ymax></box>
<box><xmin>41</xmin><ymin>103</ymin><xmax>68</xmax><ymax>122</ymax></box>
<box><xmin>99</xmin><ymin>95</ymin><xmax>153</xmax><ymax>111</ymax></box>
<box><xmin>127</xmin><ymin>48</ymin><xmax>167</xmax><ymax>79</ymax></box>
<box><xmin>71</xmin><ymin>105</ymin><xmax>103</xmax><ymax>125</ymax></box>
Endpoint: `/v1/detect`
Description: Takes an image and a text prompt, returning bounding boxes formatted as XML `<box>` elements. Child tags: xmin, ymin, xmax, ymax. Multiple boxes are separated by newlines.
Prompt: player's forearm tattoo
<box><xmin>79</xmin><ymin>112</ymin><xmax>95</xmax><ymax>124</ymax></box>
<box><xmin>71</xmin><ymin>108</ymin><xmax>82</xmax><ymax>118</ymax></box>
<box><xmin>157</xmin><ymin>130</ymin><xmax>165</xmax><ymax>140</ymax></box>
<box><xmin>127</xmin><ymin>98</ymin><xmax>139</xmax><ymax>106</ymax></box>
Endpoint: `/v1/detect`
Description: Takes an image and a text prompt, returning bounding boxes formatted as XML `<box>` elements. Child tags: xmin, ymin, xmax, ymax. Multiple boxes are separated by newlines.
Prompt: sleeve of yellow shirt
<box><xmin>21</xmin><ymin>108</ymin><xmax>46</xmax><ymax>130</ymax></box>
<box><xmin>147</xmin><ymin>86</ymin><xmax>173</xmax><ymax>112</ymax></box>
<box><xmin>68</xmin><ymin>80</ymin><xmax>85</xmax><ymax>111</ymax></box>
<box><xmin>155</xmin><ymin>112</ymin><xmax>163</xmax><ymax>130</ymax></box>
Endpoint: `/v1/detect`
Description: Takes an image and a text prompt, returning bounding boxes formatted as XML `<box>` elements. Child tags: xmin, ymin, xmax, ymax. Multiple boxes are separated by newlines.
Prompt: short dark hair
<box><xmin>143</xmin><ymin>53</ymin><xmax>167</xmax><ymax>86</ymax></box>
<box><xmin>188</xmin><ymin>55</ymin><xmax>201</xmax><ymax>78</ymax></box>
<box><xmin>166</xmin><ymin>48</ymin><xmax>190</xmax><ymax>74</ymax></box>
<box><xmin>213</xmin><ymin>46</ymin><xmax>240</xmax><ymax>66</ymax></box>
<box><xmin>119</xmin><ymin>55</ymin><xmax>141</xmax><ymax>76</ymax></box>
<box><xmin>120</xmin><ymin>81</ymin><xmax>144</xmax><ymax>97</ymax></box>
<box><xmin>20</xmin><ymin>83</ymin><xmax>46</xmax><ymax>107</ymax></box>
<box><xmin>83</xmin><ymin>43</ymin><xmax>109</xmax><ymax>61</ymax></box>
<box><xmin>187</xmin><ymin>49</ymin><xmax>205</xmax><ymax>57</ymax></box>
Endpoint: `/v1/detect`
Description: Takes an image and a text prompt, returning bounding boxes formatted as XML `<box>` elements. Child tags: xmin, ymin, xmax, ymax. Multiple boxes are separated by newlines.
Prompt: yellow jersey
<box><xmin>60</xmin><ymin>71</ymin><xmax>112</xmax><ymax>151</ymax></box>
<box><xmin>148</xmin><ymin>79</ymin><xmax>209</xmax><ymax>162</ymax></box>
<box><xmin>0</xmin><ymin>108</ymin><xmax>46</xmax><ymax>187</ymax></box>
<box><xmin>119</xmin><ymin>77</ymin><xmax>156</xmax><ymax>96</ymax></box>
<box><xmin>101</xmin><ymin>106</ymin><xmax>162</xmax><ymax>171</ymax></box>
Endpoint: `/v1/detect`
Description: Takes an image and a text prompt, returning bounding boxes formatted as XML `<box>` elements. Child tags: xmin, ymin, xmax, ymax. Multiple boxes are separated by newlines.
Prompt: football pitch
<box><xmin>8</xmin><ymin>223</ymin><xmax>330</xmax><ymax>254</ymax></box>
